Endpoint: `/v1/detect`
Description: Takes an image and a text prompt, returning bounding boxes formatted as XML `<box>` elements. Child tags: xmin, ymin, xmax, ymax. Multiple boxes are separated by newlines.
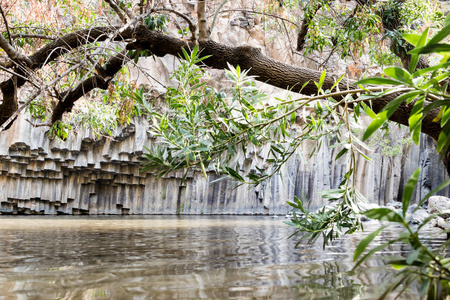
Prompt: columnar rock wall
<box><xmin>0</xmin><ymin>114</ymin><xmax>448</xmax><ymax>215</ymax></box>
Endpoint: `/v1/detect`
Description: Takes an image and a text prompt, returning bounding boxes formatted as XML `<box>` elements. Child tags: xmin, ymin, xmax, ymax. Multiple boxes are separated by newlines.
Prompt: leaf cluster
<box><xmin>359</xmin><ymin>15</ymin><xmax>450</xmax><ymax>155</ymax></box>
<box><xmin>353</xmin><ymin>168</ymin><xmax>450</xmax><ymax>299</ymax></box>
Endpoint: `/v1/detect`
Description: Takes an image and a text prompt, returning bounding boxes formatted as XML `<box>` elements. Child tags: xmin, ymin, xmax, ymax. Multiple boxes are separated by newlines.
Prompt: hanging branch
<box><xmin>51</xmin><ymin>51</ymin><xmax>130</xmax><ymax>123</ymax></box>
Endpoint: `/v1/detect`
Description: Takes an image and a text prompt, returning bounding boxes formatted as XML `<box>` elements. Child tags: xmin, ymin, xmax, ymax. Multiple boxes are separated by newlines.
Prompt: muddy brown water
<box><xmin>0</xmin><ymin>215</ymin><xmax>443</xmax><ymax>299</ymax></box>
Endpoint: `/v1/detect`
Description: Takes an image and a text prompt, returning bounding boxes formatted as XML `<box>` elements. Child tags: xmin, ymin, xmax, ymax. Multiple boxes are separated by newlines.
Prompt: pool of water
<box><xmin>0</xmin><ymin>216</ymin><xmax>445</xmax><ymax>299</ymax></box>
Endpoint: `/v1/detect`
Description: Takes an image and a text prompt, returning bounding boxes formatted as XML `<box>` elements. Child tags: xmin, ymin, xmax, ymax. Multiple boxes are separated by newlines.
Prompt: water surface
<box><xmin>0</xmin><ymin>216</ymin><xmax>444</xmax><ymax>299</ymax></box>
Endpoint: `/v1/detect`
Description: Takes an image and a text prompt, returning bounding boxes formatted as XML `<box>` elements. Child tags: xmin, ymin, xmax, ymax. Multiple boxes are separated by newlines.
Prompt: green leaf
<box><xmin>411</xmin><ymin>121</ymin><xmax>422</xmax><ymax>145</ymax></box>
<box><xmin>355</xmin><ymin>77</ymin><xmax>405</xmax><ymax>86</ymax></box>
<box><xmin>402</xmin><ymin>33</ymin><xmax>421</xmax><ymax>46</ymax></box>
<box><xmin>330</xmin><ymin>74</ymin><xmax>344</xmax><ymax>91</ymax></box>
<box><xmin>428</xmin><ymin>24</ymin><xmax>450</xmax><ymax>45</ymax></box>
<box><xmin>335</xmin><ymin>147</ymin><xmax>348</xmax><ymax>160</ymax></box>
<box><xmin>287</xmin><ymin>196</ymin><xmax>307</xmax><ymax>214</ymax></box>
<box><xmin>361</xmin><ymin>102</ymin><xmax>376</xmax><ymax>119</ymax></box>
<box><xmin>290</xmin><ymin>112</ymin><xmax>296</xmax><ymax>124</ymax></box>
<box><xmin>408</xmin><ymin>27</ymin><xmax>429</xmax><ymax>73</ymax></box>
<box><xmin>318</xmin><ymin>70</ymin><xmax>326</xmax><ymax>91</ymax></box>
<box><xmin>225</xmin><ymin>167</ymin><xmax>245</xmax><ymax>182</ymax></box>
<box><xmin>384</xmin><ymin>67</ymin><xmax>412</xmax><ymax>85</ymax></box>
<box><xmin>437</xmin><ymin>121</ymin><xmax>450</xmax><ymax>154</ymax></box>
<box><xmin>353</xmin><ymin>226</ymin><xmax>386</xmax><ymax>261</ymax></box>
<box><xmin>409</xmin><ymin>98</ymin><xmax>424</xmax><ymax>145</ymax></box>
<box><xmin>412</xmin><ymin>62</ymin><xmax>450</xmax><ymax>77</ymax></box>
<box><xmin>362</xmin><ymin>110</ymin><xmax>388</xmax><ymax>141</ymax></box>
<box><xmin>363</xmin><ymin>208</ymin><xmax>404</xmax><ymax>223</ymax></box>
<box><xmin>409</xmin><ymin>43</ymin><xmax>450</xmax><ymax>55</ymax></box>
<box><xmin>402</xmin><ymin>168</ymin><xmax>420</xmax><ymax>217</ymax></box>
<box><xmin>442</xmin><ymin>106</ymin><xmax>450</xmax><ymax>127</ymax></box>
<box><xmin>320</xmin><ymin>188</ymin><xmax>344</xmax><ymax>200</ymax></box>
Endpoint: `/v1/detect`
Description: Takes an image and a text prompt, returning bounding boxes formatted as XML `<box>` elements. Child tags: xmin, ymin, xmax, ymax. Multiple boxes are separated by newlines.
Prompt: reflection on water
<box><xmin>0</xmin><ymin>216</ymin><xmax>444</xmax><ymax>299</ymax></box>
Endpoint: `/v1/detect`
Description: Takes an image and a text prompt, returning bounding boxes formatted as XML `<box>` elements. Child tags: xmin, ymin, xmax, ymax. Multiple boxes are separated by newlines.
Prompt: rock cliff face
<box><xmin>0</xmin><ymin>114</ymin><xmax>447</xmax><ymax>215</ymax></box>
<box><xmin>1</xmin><ymin>2</ymin><xmax>448</xmax><ymax>214</ymax></box>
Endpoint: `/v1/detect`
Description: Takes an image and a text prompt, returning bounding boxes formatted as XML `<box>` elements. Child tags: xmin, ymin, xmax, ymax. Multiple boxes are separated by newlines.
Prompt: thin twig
<box><xmin>0</xmin><ymin>5</ymin><xmax>12</xmax><ymax>44</ymax></box>
<box><xmin>25</xmin><ymin>119</ymin><xmax>51</xmax><ymax>127</ymax></box>
<box><xmin>9</xmin><ymin>33</ymin><xmax>56</xmax><ymax>40</ymax></box>
<box><xmin>153</xmin><ymin>8</ymin><xmax>196</xmax><ymax>42</ymax></box>
<box><xmin>103</xmin><ymin>0</ymin><xmax>127</xmax><ymax>24</ymax></box>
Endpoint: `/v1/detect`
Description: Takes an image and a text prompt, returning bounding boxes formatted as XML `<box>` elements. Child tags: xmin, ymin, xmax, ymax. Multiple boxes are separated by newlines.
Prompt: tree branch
<box><xmin>9</xmin><ymin>33</ymin><xmax>56</xmax><ymax>40</ymax></box>
<box><xmin>0</xmin><ymin>33</ymin><xmax>33</xmax><ymax>67</ymax></box>
<box><xmin>197</xmin><ymin>0</ymin><xmax>208</xmax><ymax>42</ymax></box>
<box><xmin>153</xmin><ymin>8</ymin><xmax>196</xmax><ymax>42</ymax></box>
<box><xmin>51</xmin><ymin>51</ymin><xmax>130</xmax><ymax>123</ymax></box>
<box><xmin>0</xmin><ymin>5</ymin><xmax>12</xmax><ymax>44</ymax></box>
<box><xmin>217</xmin><ymin>9</ymin><xmax>298</xmax><ymax>28</ymax></box>
<box><xmin>297</xmin><ymin>3</ymin><xmax>322</xmax><ymax>51</ymax></box>
<box><xmin>103</xmin><ymin>0</ymin><xmax>128</xmax><ymax>23</ymax></box>
<box><xmin>128</xmin><ymin>26</ymin><xmax>441</xmax><ymax>141</ymax></box>
<box><xmin>0</xmin><ymin>25</ymin><xmax>136</xmax><ymax>128</ymax></box>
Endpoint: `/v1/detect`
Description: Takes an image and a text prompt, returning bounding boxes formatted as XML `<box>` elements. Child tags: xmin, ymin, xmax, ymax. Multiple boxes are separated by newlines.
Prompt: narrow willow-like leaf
<box><xmin>353</xmin><ymin>226</ymin><xmax>386</xmax><ymax>261</ymax></box>
<box><xmin>402</xmin><ymin>168</ymin><xmax>420</xmax><ymax>217</ymax></box>
<box><xmin>362</xmin><ymin>110</ymin><xmax>388</xmax><ymax>141</ymax></box>
<box><xmin>335</xmin><ymin>147</ymin><xmax>348</xmax><ymax>160</ymax></box>
<box><xmin>384</xmin><ymin>67</ymin><xmax>413</xmax><ymax>85</ymax></box>
<box><xmin>408</xmin><ymin>27</ymin><xmax>429</xmax><ymax>73</ymax></box>
<box><xmin>361</xmin><ymin>102</ymin><xmax>376</xmax><ymax>118</ymax></box>
<box><xmin>330</xmin><ymin>74</ymin><xmax>345</xmax><ymax>91</ymax></box>
<box><xmin>318</xmin><ymin>70</ymin><xmax>326</xmax><ymax>91</ymax></box>
<box><xmin>363</xmin><ymin>208</ymin><xmax>404</xmax><ymax>223</ymax></box>
<box><xmin>402</xmin><ymin>33</ymin><xmax>421</xmax><ymax>46</ymax></box>
<box><xmin>355</xmin><ymin>77</ymin><xmax>405</xmax><ymax>86</ymax></box>
<box><xmin>437</xmin><ymin>122</ymin><xmax>450</xmax><ymax>154</ymax></box>
<box><xmin>428</xmin><ymin>24</ymin><xmax>450</xmax><ymax>45</ymax></box>
<box><xmin>409</xmin><ymin>43</ymin><xmax>450</xmax><ymax>55</ymax></box>
<box><xmin>421</xmin><ymin>72</ymin><xmax>450</xmax><ymax>89</ymax></box>
<box><xmin>409</xmin><ymin>98</ymin><xmax>424</xmax><ymax>145</ymax></box>
<box><xmin>412</xmin><ymin>62</ymin><xmax>450</xmax><ymax>77</ymax></box>
<box><xmin>225</xmin><ymin>167</ymin><xmax>244</xmax><ymax>182</ymax></box>
<box><xmin>441</xmin><ymin>106</ymin><xmax>450</xmax><ymax>127</ymax></box>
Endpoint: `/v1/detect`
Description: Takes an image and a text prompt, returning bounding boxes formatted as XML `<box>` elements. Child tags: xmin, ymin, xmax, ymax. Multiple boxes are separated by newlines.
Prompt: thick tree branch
<box><xmin>128</xmin><ymin>26</ymin><xmax>441</xmax><ymax>141</ymax></box>
<box><xmin>0</xmin><ymin>25</ymin><xmax>137</xmax><ymax>128</ymax></box>
<box><xmin>0</xmin><ymin>23</ymin><xmax>444</xmax><ymax>171</ymax></box>
<box><xmin>51</xmin><ymin>51</ymin><xmax>129</xmax><ymax>123</ymax></box>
